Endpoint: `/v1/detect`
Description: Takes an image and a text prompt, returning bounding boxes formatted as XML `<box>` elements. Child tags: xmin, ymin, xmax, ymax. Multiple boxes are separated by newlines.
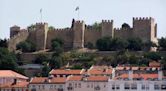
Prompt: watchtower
<box><xmin>35</xmin><ymin>22</ymin><xmax>48</xmax><ymax>51</ymax></box>
<box><xmin>73</xmin><ymin>20</ymin><xmax>85</xmax><ymax>49</ymax></box>
<box><xmin>10</xmin><ymin>25</ymin><xmax>21</xmax><ymax>38</ymax></box>
<box><xmin>101</xmin><ymin>20</ymin><xmax>114</xmax><ymax>38</ymax></box>
<box><xmin>133</xmin><ymin>17</ymin><xmax>157</xmax><ymax>43</ymax></box>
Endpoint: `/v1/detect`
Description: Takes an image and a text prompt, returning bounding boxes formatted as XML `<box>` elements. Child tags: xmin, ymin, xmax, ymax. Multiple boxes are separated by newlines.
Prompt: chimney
<box><xmin>158</xmin><ymin>70</ymin><xmax>163</xmax><ymax>80</ymax></box>
<box><xmin>128</xmin><ymin>70</ymin><xmax>133</xmax><ymax>80</ymax></box>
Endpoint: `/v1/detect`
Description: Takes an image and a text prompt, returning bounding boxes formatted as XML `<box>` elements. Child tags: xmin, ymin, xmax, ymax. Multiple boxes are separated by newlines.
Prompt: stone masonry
<box><xmin>8</xmin><ymin>17</ymin><xmax>158</xmax><ymax>52</ymax></box>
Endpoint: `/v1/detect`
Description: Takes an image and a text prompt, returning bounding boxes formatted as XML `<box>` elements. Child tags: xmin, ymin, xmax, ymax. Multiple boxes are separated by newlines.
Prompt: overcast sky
<box><xmin>0</xmin><ymin>0</ymin><xmax>166</xmax><ymax>39</ymax></box>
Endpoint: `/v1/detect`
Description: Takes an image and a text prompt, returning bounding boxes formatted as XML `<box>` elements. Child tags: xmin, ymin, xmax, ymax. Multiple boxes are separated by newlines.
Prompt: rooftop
<box><xmin>0</xmin><ymin>70</ymin><xmax>28</xmax><ymax>79</ymax></box>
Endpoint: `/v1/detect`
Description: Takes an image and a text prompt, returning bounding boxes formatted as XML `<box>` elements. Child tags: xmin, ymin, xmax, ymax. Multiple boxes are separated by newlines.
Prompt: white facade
<box><xmin>29</xmin><ymin>83</ymin><xmax>65</xmax><ymax>91</ymax></box>
<box><xmin>65</xmin><ymin>81</ymin><xmax>108</xmax><ymax>91</ymax></box>
<box><xmin>108</xmin><ymin>80</ymin><xmax>166</xmax><ymax>91</ymax></box>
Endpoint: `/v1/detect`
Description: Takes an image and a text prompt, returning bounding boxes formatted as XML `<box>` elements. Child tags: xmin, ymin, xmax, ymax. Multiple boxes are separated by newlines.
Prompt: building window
<box><xmin>50</xmin><ymin>85</ymin><xmax>53</xmax><ymax>89</ymax></box>
<box><xmin>154</xmin><ymin>84</ymin><xmax>160</xmax><ymax>90</ymax></box>
<box><xmin>91</xmin><ymin>84</ymin><xmax>93</xmax><ymax>88</ymax></box>
<box><xmin>161</xmin><ymin>85</ymin><xmax>166</xmax><ymax>90</ymax></box>
<box><xmin>124</xmin><ymin>83</ymin><xmax>130</xmax><ymax>89</ymax></box>
<box><xmin>112</xmin><ymin>84</ymin><xmax>115</xmax><ymax>90</ymax></box>
<box><xmin>59</xmin><ymin>85</ymin><xmax>63</xmax><ymax>88</ymax></box>
<box><xmin>87</xmin><ymin>84</ymin><xmax>90</xmax><ymax>88</ymax></box>
<box><xmin>32</xmin><ymin>85</ymin><xmax>35</xmax><ymax>88</ymax></box>
<box><xmin>94</xmin><ymin>86</ymin><xmax>100</xmax><ymax>90</ymax></box>
<box><xmin>142</xmin><ymin>84</ymin><xmax>145</xmax><ymax>90</ymax></box>
<box><xmin>69</xmin><ymin>83</ymin><xmax>72</xmax><ymax>87</ymax></box>
<box><xmin>131</xmin><ymin>83</ymin><xmax>137</xmax><ymax>89</ymax></box>
<box><xmin>31</xmin><ymin>89</ymin><xmax>36</xmax><ymax>91</ymax></box>
<box><xmin>42</xmin><ymin>85</ymin><xmax>45</xmax><ymax>89</ymax></box>
<box><xmin>116</xmin><ymin>85</ymin><xmax>120</xmax><ymax>89</ymax></box>
<box><xmin>75</xmin><ymin>83</ymin><xmax>77</xmax><ymax>88</ymax></box>
<box><xmin>78</xmin><ymin>83</ymin><xmax>81</xmax><ymax>88</ymax></box>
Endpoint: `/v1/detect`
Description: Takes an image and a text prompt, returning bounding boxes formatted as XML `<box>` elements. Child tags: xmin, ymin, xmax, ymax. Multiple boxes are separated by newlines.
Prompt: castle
<box><xmin>8</xmin><ymin>17</ymin><xmax>158</xmax><ymax>52</ymax></box>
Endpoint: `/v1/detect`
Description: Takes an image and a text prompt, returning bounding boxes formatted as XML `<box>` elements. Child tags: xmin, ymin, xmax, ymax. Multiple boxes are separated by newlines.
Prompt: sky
<box><xmin>0</xmin><ymin>0</ymin><xmax>166</xmax><ymax>39</ymax></box>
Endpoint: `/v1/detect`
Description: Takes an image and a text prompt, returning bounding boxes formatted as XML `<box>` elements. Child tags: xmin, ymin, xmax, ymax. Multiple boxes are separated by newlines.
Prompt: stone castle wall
<box><xmin>8</xmin><ymin>17</ymin><xmax>158</xmax><ymax>52</ymax></box>
<box><xmin>46</xmin><ymin>28</ymin><xmax>73</xmax><ymax>49</ymax></box>
<box><xmin>84</xmin><ymin>28</ymin><xmax>101</xmax><ymax>46</ymax></box>
<box><xmin>8</xmin><ymin>29</ymin><xmax>29</xmax><ymax>52</ymax></box>
<box><xmin>114</xmin><ymin>28</ymin><xmax>134</xmax><ymax>39</ymax></box>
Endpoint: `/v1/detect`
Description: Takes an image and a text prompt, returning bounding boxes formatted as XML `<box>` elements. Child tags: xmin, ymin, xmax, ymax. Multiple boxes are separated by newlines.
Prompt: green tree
<box><xmin>96</xmin><ymin>37</ymin><xmax>111</xmax><ymax>51</ymax></box>
<box><xmin>49</xmin><ymin>56</ymin><xmax>62</xmax><ymax>69</ymax></box>
<box><xmin>16</xmin><ymin>40</ymin><xmax>36</xmax><ymax>52</ymax></box>
<box><xmin>41</xmin><ymin>62</ymin><xmax>51</xmax><ymax>77</ymax></box>
<box><xmin>127</xmin><ymin>38</ymin><xmax>143</xmax><ymax>51</ymax></box>
<box><xmin>0</xmin><ymin>48</ymin><xmax>17</xmax><ymax>70</ymax></box>
<box><xmin>158</xmin><ymin>37</ymin><xmax>166</xmax><ymax>51</ymax></box>
<box><xmin>0</xmin><ymin>39</ymin><xmax>7</xmax><ymax>48</ymax></box>
<box><xmin>34</xmin><ymin>54</ymin><xmax>49</xmax><ymax>64</ymax></box>
<box><xmin>92</xmin><ymin>22</ymin><xmax>102</xmax><ymax>31</ymax></box>
<box><xmin>110</xmin><ymin>38</ymin><xmax>128</xmax><ymax>51</ymax></box>
<box><xmin>144</xmin><ymin>52</ymin><xmax>161</xmax><ymax>61</ymax></box>
<box><xmin>85</xmin><ymin>42</ymin><xmax>94</xmax><ymax>49</ymax></box>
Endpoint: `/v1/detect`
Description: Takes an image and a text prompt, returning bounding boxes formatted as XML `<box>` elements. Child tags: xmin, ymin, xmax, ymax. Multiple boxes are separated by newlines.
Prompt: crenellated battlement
<box><xmin>8</xmin><ymin>17</ymin><xmax>157</xmax><ymax>51</ymax></box>
<box><xmin>133</xmin><ymin>17</ymin><xmax>154</xmax><ymax>21</ymax></box>
<box><xmin>53</xmin><ymin>28</ymin><xmax>72</xmax><ymax>31</ymax></box>
<box><xmin>102</xmin><ymin>20</ymin><xmax>113</xmax><ymax>23</ymax></box>
<box><xmin>75</xmin><ymin>20</ymin><xmax>84</xmax><ymax>23</ymax></box>
<box><xmin>36</xmin><ymin>22</ymin><xmax>48</xmax><ymax>26</ymax></box>
<box><xmin>114</xmin><ymin>28</ymin><xmax>121</xmax><ymax>31</ymax></box>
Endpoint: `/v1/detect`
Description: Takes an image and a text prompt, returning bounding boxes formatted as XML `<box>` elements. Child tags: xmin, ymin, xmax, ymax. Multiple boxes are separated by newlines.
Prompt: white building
<box><xmin>65</xmin><ymin>75</ymin><xmax>109</xmax><ymax>91</ymax></box>
<box><xmin>0</xmin><ymin>70</ymin><xmax>28</xmax><ymax>85</ymax></box>
<box><xmin>29</xmin><ymin>77</ymin><xmax>66</xmax><ymax>91</ymax></box>
<box><xmin>108</xmin><ymin>69</ymin><xmax>166</xmax><ymax>91</ymax></box>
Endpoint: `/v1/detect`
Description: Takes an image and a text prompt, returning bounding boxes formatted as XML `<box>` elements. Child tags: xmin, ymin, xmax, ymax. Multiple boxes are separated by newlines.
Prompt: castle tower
<box><xmin>35</xmin><ymin>23</ymin><xmax>48</xmax><ymax>51</ymax></box>
<box><xmin>73</xmin><ymin>20</ymin><xmax>85</xmax><ymax>49</ymax></box>
<box><xmin>10</xmin><ymin>25</ymin><xmax>21</xmax><ymax>38</ymax></box>
<box><xmin>133</xmin><ymin>17</ymin><xmax>157</xmax><ymax>43</ymax></box>
<box><xmin>101</xmin><ymin>20</ymin><xmax>114</xmax><ymax>38</ymax></box>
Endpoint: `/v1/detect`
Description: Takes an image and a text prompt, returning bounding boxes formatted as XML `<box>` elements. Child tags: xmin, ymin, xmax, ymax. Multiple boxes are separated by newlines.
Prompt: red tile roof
<box><xmin>30</xmin><ymin>77</ymin><xmax>47</xmax><ymax>84</ymax></box>
<box><xmin>67</xmin><ymin>76</ymin><xmax>83</xmax><ymax>81</ymax></box>
<box><xmin>51</xmin><ymin>77</ymin><xmax>66</xmax><ymax>84</ymax></box>
<box><xmin>30</xmin><ymin>77</ymin><xmax>66</xmax><ymax>84</ymax></box>
<box><xmin>86</xmin><ymin>76</ymin><xmax>109</xmax><ymax>82</ymax></box>
<box><xmin>0</xmin><ymin>70</ymin><xmax>28</xmax><ymax>79</ymax></box>
<box><xmin>115</xmin><ymin>73</ymin><xmax>159</xmax><ymax>80</ymax></box>
<box><xmin>50</xmin><ymin>69</ymin><xmax>84</xmax><ymax>75</ymax></box>
<box><xmin>87</xmin><ymin>69</ymin><xmax>112</xmax><ymax>75</ymax></box>
<box><xmin>0</xmin><ymin>81</ymin><xmax>29</xmax><ymax>88</ymax></box>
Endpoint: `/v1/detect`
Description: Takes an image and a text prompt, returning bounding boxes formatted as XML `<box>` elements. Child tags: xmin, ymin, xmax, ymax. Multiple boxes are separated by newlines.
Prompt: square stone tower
<box><xmin>133</xmin><ymin>17</ymin><xmax>157</xmax><ymax>43</ymax></box>
<box><xmin>101</xmin><ymin>20</ymin><xmax>114</xmax><ymax>38</ymax></box>
<box><xmin>35</xmin><ymin>23</ymin><xmax>48</xmax><ymax>51</ymax></box>
<box><xmin>73</xmin><ymin>20</ymin><xmax>85</xmax><ymax>49</ymax></box>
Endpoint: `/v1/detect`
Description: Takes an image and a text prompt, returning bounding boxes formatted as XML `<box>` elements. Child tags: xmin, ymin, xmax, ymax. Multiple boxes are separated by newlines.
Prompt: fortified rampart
<box><xmin>8</xmin><ymin>17</ymin><xmax>158</xmax><ymax>52</ymax></box>
<box><xmin>8</xmin><ymin>27</ymin><xmax>29</xmax><ymax>52</ymax></box>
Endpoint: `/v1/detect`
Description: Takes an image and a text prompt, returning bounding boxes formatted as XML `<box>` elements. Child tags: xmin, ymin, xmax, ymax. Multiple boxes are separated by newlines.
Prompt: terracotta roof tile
<box><xmin>86</xmin><ymin>76</ymin><xmax>108</xmax><ymax>82</ymax></box>
<box><xmin>12</xmin><ymin>81</ymin><xmax>29</xmax><ymax>88</ymax></box>
<box><xmin>67</xmin><ymin>76</ymin><xmax>83</xmax><ymax>81</ymax></box>
<box><xmin>30</xmin><ymin>77</ymin><xmax>66</xmax><ymax>84</ymax></box>
<box><xmin>50</xmin><ymin>77</ymin><xmax>66</xmax><ymax>84</ymax></box>
<box><xmin>0</xmin><ymin>81</ymin><xmax>29</xmax><ymax>88</ymax></box>
<box><xmin>30</xmin><ymin>77</ymin><xmax>47</xmax><ymax>84</ymax></box>
<box><xmin>115</xmin><ymin>73</ymin><xmax>159</xmax><ymax>80</ymax></box>
<box><xmin>0</xmin><ymin>70</ymin><xmax>28</xmax><ymax>79</ymax></box>
<box><xmin>50</xmin><ymin>69</ymin><xmax>84</xmax><ymax>75</ymax></box>
<box><xmin>88</xmin><ymin>69</ymin><xmax>112</xmax><ymax>75</ymax></box>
